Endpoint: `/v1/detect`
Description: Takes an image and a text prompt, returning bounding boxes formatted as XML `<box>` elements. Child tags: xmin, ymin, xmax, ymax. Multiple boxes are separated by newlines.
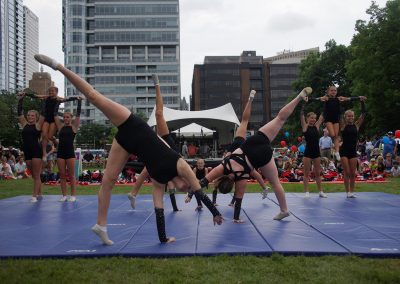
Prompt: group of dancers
<box><xmin>17</xmin><ymin>86</ymin><xmax>82</xmax><ymax>203</ymax></box>
<box><xmin>18</xmin><ymin>54</ymin><xmax>367</xmax><ymax>245</ymax></box>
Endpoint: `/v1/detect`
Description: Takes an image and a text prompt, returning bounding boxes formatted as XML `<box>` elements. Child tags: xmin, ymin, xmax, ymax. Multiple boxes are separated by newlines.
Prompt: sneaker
<box><xmin>36</xmin><ymin>195</ymin><xmax>43</xmax><ymax>201</ymax></box>
<box><xmin>68</xmin><ymin>196</ymin><xmax>76</xmax><ymax>202</ymax></box>
<box><xmin>334</xmin><ymin>152</ymin><xmax>341</xmax><ymax>161</ymax></box>
<box><xmin>59</xmin><ymin>196</ymin><xmax>67</xmax><ymax>202</ymax></box>
<box><xmin>152</xmin><ymin>74</ymin><xmax>159</xmax><ymax>86</ymax></box>
<box><xmin>127</xmin><ymin>193</ymin><xmax>136</xmax><ymax>209</ymax></box>
<box><xmin>30</xmin><ymin>197</ymin><xmax>38</xmax><ymax>203</ymax></box>
<box><xmin>273</xmin><ymin>211</ymin><xmax>290</xmax><ymax>221</ymax></box>
<box><xmin>91</xmin><ymin>224</ymin><xmax>114</xmax><ymax>245</ymax></box>
<box><xmin>34</xmin><ymin>54</ymin><xmax>59</xmax><ymax>70</ymax></box>
<box><xmin>305</xmin><ymin>192</ymin><xmax>310</xmax><ymax>198</ymax></box>
<box><xmin>347</xmin><ymin>192</ymin><xmax>356</xmax><ymax>198</ymax></box>
<box><xmin>249</xmin><ymin>90</ymin><xmax>256</xmax><ymax>101</ymax></box>
<box><xmin>261</xmin><ymin>187</ymin><xmax>269</xmax><ymax>199</ymax></box>
<box><xmin>298</xmin><ymin>87</ymin><xmax>312</xmax><ymax>102</ymax></box>
<box><xmin>319</xmin><ymin>192</ymin><xmax>328</xmax><ymax>198</ymax></box>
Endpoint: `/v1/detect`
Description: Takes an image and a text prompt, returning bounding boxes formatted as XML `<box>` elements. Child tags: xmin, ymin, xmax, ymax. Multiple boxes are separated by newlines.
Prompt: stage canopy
<box><xmin>172</xmin><ymin>123</ymin><xmax>215</xmax><ymax>137</ymax></box>
<box><xmin>147</xmin><ymin>103</ymin><xmax>240</xmax><ymax>144</ymax></box>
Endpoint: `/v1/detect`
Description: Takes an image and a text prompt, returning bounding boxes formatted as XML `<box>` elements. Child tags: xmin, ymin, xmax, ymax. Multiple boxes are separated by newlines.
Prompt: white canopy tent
<box><xmin>172</xmin><ymin>123</ymin><xmax>215</xmax><ymax>137</ymax></box>
<box><xmin>147</xmin><ymin>103</ymin><xmax>240</xmax><ymax>144</ymax></box>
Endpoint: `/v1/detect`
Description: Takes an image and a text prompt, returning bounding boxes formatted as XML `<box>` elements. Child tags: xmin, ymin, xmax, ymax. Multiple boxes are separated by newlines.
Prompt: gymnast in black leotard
<box><xmin>54</xmin><ymin>98</ymin><xmax>82</xmax><ymax>202</ymax></box>
<box><xmin>35</xmin><ymin>53</ymin><xmax>222</xmax><ymax>246</ymax></box>
<box><xmin>300</xmin><ymin>103</ymin><xmax>327</xmax><ymax>198</ymax></box>
<box><xmin>202</xmin><ymin>87</ymin><xmax>312</xmax><ymax>222</ymax></box>
<box><xmin>17</xmin><ymin>93</ymin><xmax>45</xmax><ymax>202</ymax></box>
<box><xmin>339</xmin><ymin>98</ymin><xmax>367</xmax><ymax>198</ymax></box>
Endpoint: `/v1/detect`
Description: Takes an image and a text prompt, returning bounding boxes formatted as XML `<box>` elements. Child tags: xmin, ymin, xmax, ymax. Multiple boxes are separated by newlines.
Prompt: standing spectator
<box><xmin>365</xmin><ymin>136</ymin><xmax>374</xmax><ymax>160</ymax></box>
<box><xmin>199</xmin><ymin>143</ymin><xmax>210</xmax><ymax>158</ymax></box>
<box><xmin>382</xmin><ymin>131</ymin><xmax>397</xmax><ymax>158</ymax></box>
<box><xmin>319</xmin><ymin>128</ymin><xmax>333</xmax><ymax>160</ymax></box>
<box><xmin>384</xmin><ymin>153</ymin><xmax>394</xmax><ymax>174</ymax></box>
<box><xmin>15</xmin><ymin>157</ymin><xmax>28</xmax><ymax>179</ymax></box>
<box><xmin>181</xmin><ymin>141</ymin><xmax>189</xmax><ymax>158</ymax></box>
<box><xmin>188</xmin><ymin>142</ymin><xmax>198</xmax><ymax>158</ymax></box>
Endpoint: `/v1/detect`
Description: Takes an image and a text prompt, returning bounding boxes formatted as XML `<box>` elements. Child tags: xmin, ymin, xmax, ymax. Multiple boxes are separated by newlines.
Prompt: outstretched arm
<box><xmin>72</xmin><ymin>98</ymin><xmax>82</xmax><ymax>130</ymax></box>
<box><xmin>300</xmin><ymin>103</ymin><xmax>307</xmax><ymax>132</ymax></box>
<box><xmin>355</xmin><ymin>97</ymin><xmax>367</xmax><ymax>129</ymax></box>
<box><xmin>250</xmin><ymin>169</ymin><xmax>266</xmax><ymax>189</ymax></box>
<box><xmin>315</xmin><ymin>112</ymin><xmax>325</xmax><ymax>129</ymax></box>
<box><xmin>17</xmin><ymin>94</ymin><xmax>27</xmax><ymax>127</ymax></box>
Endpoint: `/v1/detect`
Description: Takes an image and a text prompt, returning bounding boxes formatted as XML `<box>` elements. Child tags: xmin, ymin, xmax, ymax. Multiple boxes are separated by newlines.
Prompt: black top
<box><xmin>303</xmin><ymin>126</ymin><xmax>319</xmax><ymax>152</ymax></box>
<box><xmin>341</xmin><ymin>124</ymin><xmax>358</xmax><ymax>152</ymax></box>
<box><xmin>22</xmin><ymin>124</ymin><xmax>41</xmax><ymax>153</ymax></box>
<box><xmin>57</xmin><ymin>125</ymin><xmax>76</xmax><ymax>156</ymax></box>
<box><xmin>195</xmin><ymin>167</ymin><xmax>206</xmax><ymax>180</ymax></box>
<box><xmin>45</xmin><ymin>97</ymin><xmax>58</xmax><ymax>123</ymax></box>
<box><xmin>324</xmin><ymin>97</ymin><xmax>340</xmax><ymax>123</ymax></box>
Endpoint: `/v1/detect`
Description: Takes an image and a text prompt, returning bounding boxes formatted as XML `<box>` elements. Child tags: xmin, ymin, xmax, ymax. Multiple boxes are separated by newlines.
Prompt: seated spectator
<box><xmin>384</xmin><ymin>153</ymin><xmax>393</xmax><ymax>174</ymax></box>
<box><xmin>0</xmin><ymin>157</ymin><xmax>16</xmax><ymax>180</ymax></box>
<box><xmin>391</xmin><ymin>162</ymin><xmax>400</xmax><ymax>177</ymax></box>
<box><xmin>83</xmin><ymin>150</ymin><xmax>94</xmax><ymax>162</ymax></box>
<box><xmin>15</xmin><ymin>157</ymin><xmax>29</xmax><ymax>179</ymax></box>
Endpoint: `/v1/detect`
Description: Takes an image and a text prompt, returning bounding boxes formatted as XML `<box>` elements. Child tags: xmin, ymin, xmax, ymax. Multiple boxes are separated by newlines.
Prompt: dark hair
<box><xmin>215</xmin><ymin>175</ymin><xmax>234</xmax><ymax>194</ymax></box>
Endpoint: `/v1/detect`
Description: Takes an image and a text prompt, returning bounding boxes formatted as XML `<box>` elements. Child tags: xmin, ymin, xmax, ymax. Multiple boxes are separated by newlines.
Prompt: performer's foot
<box><xmin>273</xmin><ymin>211</ymin><xmax>290</xmax><ymax>221</ymax></box>
<box><xmin>30</xmin><ymin>197</ymin><xmax>38</xmax><ymax>203</ymax></box>
<box><xmin>195</xmin><ymin>205</ymin><xmax>203</xmax><ymax>211</ymax></box>
<box><xmin>68</xmin><ymin>196</ymin><xmax>76</xmax><ymax>202</ymax></box>
<box><xmin>319</xmin><ymin>191</ymin><xmax>328</xmax><ymax>198</ymax></box>
<box><xmin>347</xmin><ymin>192</ymin><xmax>356</xmax><ymax>198</ymax></box>
<box><xmin>34</xmin><ymin>54</ymin><xmax>59</xmax><ymax>70</ymax></box>
<box><xmin>298</xmin><ymin>87</ymin><xmax>312</xmax><ymax>102</ymax></box>
<box><xmin>36</xmin><ymin>195</ymin><xmax>43</xmax><ymax>201</ymax></box>
<box><xmin>249</xmin><ymin>90</ymin><xmax>256</xmax><ymax>101</ymax></box>
<box><xmin>127</xmin><ymin>193</ymin><xmax>136</xmax><ymax>209</ymax></box>
<box><xmin>261</xmin><ymin>187</ymin><xmax>270</xmax><ymax>199</ymax></box>
<box><xmin>305</xmin><ymin>192</ymin><xmax>310</xmax><ymax>198</ymax></box>
<box><xmin>151</xmin><ymin>74</ymin><xmax>159</xmax><ymax>86</ymax></box>
<box><xmin>59</xmin><ymin>196</ymin><xmax>67</xmax><ymax>202</ymax></box>
<box><xmin>92</xmin><ymin>224</ymin><xmax>114</xmax><ymax>245</ymax></box>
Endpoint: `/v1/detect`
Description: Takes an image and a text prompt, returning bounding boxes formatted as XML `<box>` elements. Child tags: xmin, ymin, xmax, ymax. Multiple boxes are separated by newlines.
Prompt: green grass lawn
<box><xmin>0</xmin><ymin>178</ymin><xmax>399</xmax><ymax>283</ymax></box>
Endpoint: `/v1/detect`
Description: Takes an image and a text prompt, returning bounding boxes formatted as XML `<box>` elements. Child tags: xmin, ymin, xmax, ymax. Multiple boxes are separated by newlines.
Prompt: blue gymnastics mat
<box><xmin>1</xmin><ymin>192</ymin><xmax>399</xmax><ymax>258</ymax></box>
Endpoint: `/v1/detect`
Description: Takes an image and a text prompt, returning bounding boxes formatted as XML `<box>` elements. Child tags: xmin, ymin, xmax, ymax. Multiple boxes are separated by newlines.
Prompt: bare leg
<box><xmin>128</xmin><ymin>167</ymin><xmax>149</xmax><ymax>209</ymax></box>
<box><xmin>341</xmin><ymin>157</ymin><xmax>351</xmax><ymax>194</ymax></box>
<box><xmin>153</xmin><ymin>75</ymin><xmax>169</xmax><ymax>137</ymax></box>
<box><xmin>303</xmin><ymin>157</ymin><xmax>311</xmax><ymax>194</ymax></box>
<box><xmin>66</xmin><ymin>158</ymin><xmax>76</xmax><ymax>198</ymax></box>
<box><xmin>259</xmin><ymin>158</ymin><xmax>289</xmax><ymax>220</ymax></box>
<box><xmin>235</xmin><ymin>90</ymin><xmax>255</xmax><ymax>138</ymax></box>
<box><xmin>326</xmin><ymin>122</ymin><xmax>340</xmax><ymax>158</ymax></box>
<box><xmin>57</xmin><ymin>158</ymin><xmax>67</xmax><ymax>198</ymax></box>
<box><xmin>348</xmin><ymin>158</ymin><xmax>358</xmax><ymax>194</ymax></box>
<box><xmin>259</xmin><ymin>89</ymin><xmax>309</xmax><ymax>142</ymax></box>
<box><xmin>313</xmin><ymin>158</ymin><xmax>322</xmax><ymax>192</ymax></box>
<box><xmin>41</xmin><ymin>122</ymin><xmax>50</xmax><ymax>160</ymax></box>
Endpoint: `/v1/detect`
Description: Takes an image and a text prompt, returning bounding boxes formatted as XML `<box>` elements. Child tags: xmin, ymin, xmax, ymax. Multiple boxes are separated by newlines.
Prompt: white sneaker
<box><xmin>261</xmin><ymin>187</ymin><xmax>269</xmax><ymax>199</ymax></box>
<box><xmin>319</xmin><ymin>192</ymin><xmax>328</xmax><ymax>198</ymax></box>
<box><xmin>34</xmin><ymin>54</ymin><xmax>59</xmax><ymax>70</ymax></box>
<box><xmin>298</xmin><ymin>87</ymin><xmax>312</xmax><ymax>102</ymax></box>
<box><xmin>68</xmin><ymin>196</ymin><xmax>76</xmax><ymax>202</ymax></box>
<box><xmin>347</xmin><ymin>192</ymin><xmax>356</xmax><ymax>198</ymax></box>
<box><xmin>273</xmin><ymin>211</ymin><xmax>290</xmax><ymax>221</ymax></box>
<box><xmin>334</xmin><ymin>152</ymin><xmax>341</xmax><ymax>161</ymax></box>
<box><xmin>152</xmin><ymin>74</ymin><xmax>159</xmax><ymax>86</ymax></box>
<box><xmin>305</xmin><ymin>192</ymin><xmax>310</xmax><ymax>198</ymax></box>
<box><xmin>92</xmin><ymin>224</ymin><xmax>114</xmax><ymax>245</ymax></box>
<box><xmin>30</xmin><ymin>197</ymin><xmax>38</xmax><ymax>203</ymax></box>
<box><xmin>59</xmin><ymin>196</ymin><xmax>67</xmax><ymax>202</ymax></box>
<box><xmin>249</xmin><ymin>90</ymin><xmax>256</xmax><ymax>101</ymax></box>
<box><xmin>127</xmin><ymin>193</ymin><xmax>136</xmax><ymax>209</ymax></box>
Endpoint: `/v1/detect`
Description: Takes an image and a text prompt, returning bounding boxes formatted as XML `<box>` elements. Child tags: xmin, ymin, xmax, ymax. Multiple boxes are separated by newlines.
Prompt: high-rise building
<box><xmin>23</xmin><ymin>6</ymin><xmax>39</xmax><ymax>87</ymax></box>
<box><xmin>0</xmin><ymin>0</ymin><xmax>25</xmax><ymax>91</ymax></box>
<box><xmin>265</xmin><ymin>48</ymin><xmax>319</xmax><ymax>117</ymax></box>
<box><xmin>192</xmin><ymin>51</ymin><xmax>269</xmax><ymax>130</ymax></box>
<box><xmin>29</xmin><ymin>67</ymin><xmax>54</xmax><ymax>97</ymax></box>
<box><xmin>62</xmin><ymin>0</ymin><xmax>181</xmax><ymax>125</ymax></box>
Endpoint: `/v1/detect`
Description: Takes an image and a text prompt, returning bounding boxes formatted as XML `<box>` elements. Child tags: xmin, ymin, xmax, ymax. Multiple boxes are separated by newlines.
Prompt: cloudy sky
<box><xmin>24</xmin><ymin>0</ymin><xmax>388</xmax><ymax>101</ymax></box>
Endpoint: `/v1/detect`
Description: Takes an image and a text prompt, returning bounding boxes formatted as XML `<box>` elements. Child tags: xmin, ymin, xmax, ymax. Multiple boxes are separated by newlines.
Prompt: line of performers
<box><xmin>19</xmin><ymin>54</ymin><xmax>366</xmax><ymax>245</ymax></box>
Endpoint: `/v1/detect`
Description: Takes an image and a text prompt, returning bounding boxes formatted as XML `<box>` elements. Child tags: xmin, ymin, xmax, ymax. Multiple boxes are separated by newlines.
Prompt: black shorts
<box><xmin>228</xmin><ymin>136</ymin><xmax>245</xmax><ymax>153</ymax></box>
<box><xmin>24</xmin><ymin>145</ymin><xmax>42</xmax><ymax>161</ymax></box>
<box><xmin>116</xmin><ymin>115</ymin><xmax>180</xmax><ymax>184</ymax></box>
<box><xmin>304</xmin><ymin>148</ymin><xmax>320</xmax><ymax>159</ymax></box>
<box><xmin>339</xmin><ymin>149</ymin><xmax>357</xmax><ymax>159</ymax></box>
<box><xmin>241</xmin><ymin>131</ymin><xmax>272</xmax><ymax>168</ymax></box>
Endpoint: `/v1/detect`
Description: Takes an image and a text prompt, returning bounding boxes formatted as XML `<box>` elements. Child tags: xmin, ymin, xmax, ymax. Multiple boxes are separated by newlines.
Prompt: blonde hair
<box><xmin>306</xmin><ymin>112</ymin><xmax>316</xmax><ymax>121</ymax></box>
<box><xmin>27</xmin><ymin>110</ymin><xmax>39</xmax><ymax>121</ymax></box>
<box><xmin>63</xmin><ymin>112</ymin><xmax>73</xmax><ymax>118</ymax></box>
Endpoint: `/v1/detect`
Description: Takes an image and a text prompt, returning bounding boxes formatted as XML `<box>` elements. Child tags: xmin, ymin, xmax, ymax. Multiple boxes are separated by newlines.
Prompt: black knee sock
<box><xmin>194</xmin><ymin>190</ymin><xmax>221</xmax><ymax>217</ymax></box>
<box><xmin>212</xmin><ymin>189</ymin><xmax>218</xmax><ymax>204</ymax></box>
<box><xmin>169</xmin><ymin>193</ymin><xmax>179</xmax><ymax>211</ymax></box>
<box><xmin>230</xmin><ymin>195</ymin><xmax>236</xmax><ymax>205</ymax></box>
<box><xmin>233</xmin><ymin>198</ymin><xmax>242</xmax><ymax>220</ymax></box>
<box><xmin>195</xmin><ymin>193</ymin><xmax>202</xmax><ymax>207</ymax></box>
<box><xmin>155</xmin><ymin>208</ymin><xmax>168</xmax><ymax>243</ymax></box>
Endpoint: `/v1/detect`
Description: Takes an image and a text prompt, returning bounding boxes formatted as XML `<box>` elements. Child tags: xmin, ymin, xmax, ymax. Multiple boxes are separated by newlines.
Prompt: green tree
<box><xmin>75</xmin><ymin>123</ymin><xmax>112</xmax><ymax>149</ymax></box>
<box><xmin>0</xmin><ymin>91</ymin><xmax>41</xmax><ymax>147</ymax></box>
<box><xmin>347</xmin><ymin>0</ymin><xmax>400</xmax><ymax>135</ymax></box>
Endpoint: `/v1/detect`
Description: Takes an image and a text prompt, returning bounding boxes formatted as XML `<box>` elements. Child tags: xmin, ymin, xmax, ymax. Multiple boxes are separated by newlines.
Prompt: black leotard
<box><xmin>339</xmin><ymin>124</ymin><xmax>358</xmax><ymax>159</ymax></box>
<box><xmin>115</xmin><ymin>114</ymin><xmax>180</xmax><ymax>184</ymax></box>
<box><xmin>21</xmin><ymin>124</ymin><xmax>42</xmax><ymax>160</ymax></box>
<box><xmin>303</xmin><ymin>125</ymin><xmax>320</xmax><ymax>159</ymax></box>
<box><xmin>57</xmin><ymin>125</ymin><xmax>76</xmax><ymax>159</ymax></box>
<box><xmin>227</xmin><ymin>136</ymin><xmax>245</xmax><ymax>153</ymax></box>
<box><xmin>195</xmin><ymin>167</ymin><xmax>206</xmax><ymax>180</ymax></box>
<box><xmin>240</xmin><ymin>131</ymin><xmax>272</xmax><ymax>168</ymax></box>
<box><xmin>222</xmin><ymin>153</ymin><xmax>251</xmax><ymax>181</ymax></box>
<box><xmin>44</xmin><ymin>97</ymin><xmax>58</xmax><ymax>123</ymax></box>
<box><xmin>324</xmin><ymin>97</ymin><xmax>340</xmax><ymax>123</ymax></box>
<box><xmin>161</xmin><ymin>134</ymin><xmax>179</xmax><ymax>153</ymax></box>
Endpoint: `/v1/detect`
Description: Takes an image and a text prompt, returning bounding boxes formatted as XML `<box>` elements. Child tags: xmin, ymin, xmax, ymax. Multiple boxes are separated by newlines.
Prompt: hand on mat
<box><xmin>166</xmin><ymin>237</ymin><xmax>176</xmax><ymax>243</ymax></box>
<box><xmin>213</xmin><ymin>215</ymin><xmax>224</xmax><ymax>226</ymax></box>
<box><xmin>232</xmin><ymin>219</ymin><xmax>245</xmax><ymax>224</ymax></box>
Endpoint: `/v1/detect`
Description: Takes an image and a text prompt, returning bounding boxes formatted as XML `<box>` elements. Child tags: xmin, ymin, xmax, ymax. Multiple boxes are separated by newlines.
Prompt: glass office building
<box><xmin>62</xmin><ymin>0</ymin><xmax>181</xmax><ymax>124</ymax></box>
<box><xmin>23</xmin><ymin>6</ymin><xmax>39</xmax><ymax>87</ymax></box>
<box><xmin>0</xmin><ymin>0</ymin><xmax>25</xmax><ymax>91</ymax></box>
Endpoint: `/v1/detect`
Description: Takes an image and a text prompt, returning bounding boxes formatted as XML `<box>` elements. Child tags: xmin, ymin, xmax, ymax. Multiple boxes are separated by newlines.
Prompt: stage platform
<box><xmin>1</xmin><ymin>192</ymin><xmax>399</xmax><ymax>259</ymax></box>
